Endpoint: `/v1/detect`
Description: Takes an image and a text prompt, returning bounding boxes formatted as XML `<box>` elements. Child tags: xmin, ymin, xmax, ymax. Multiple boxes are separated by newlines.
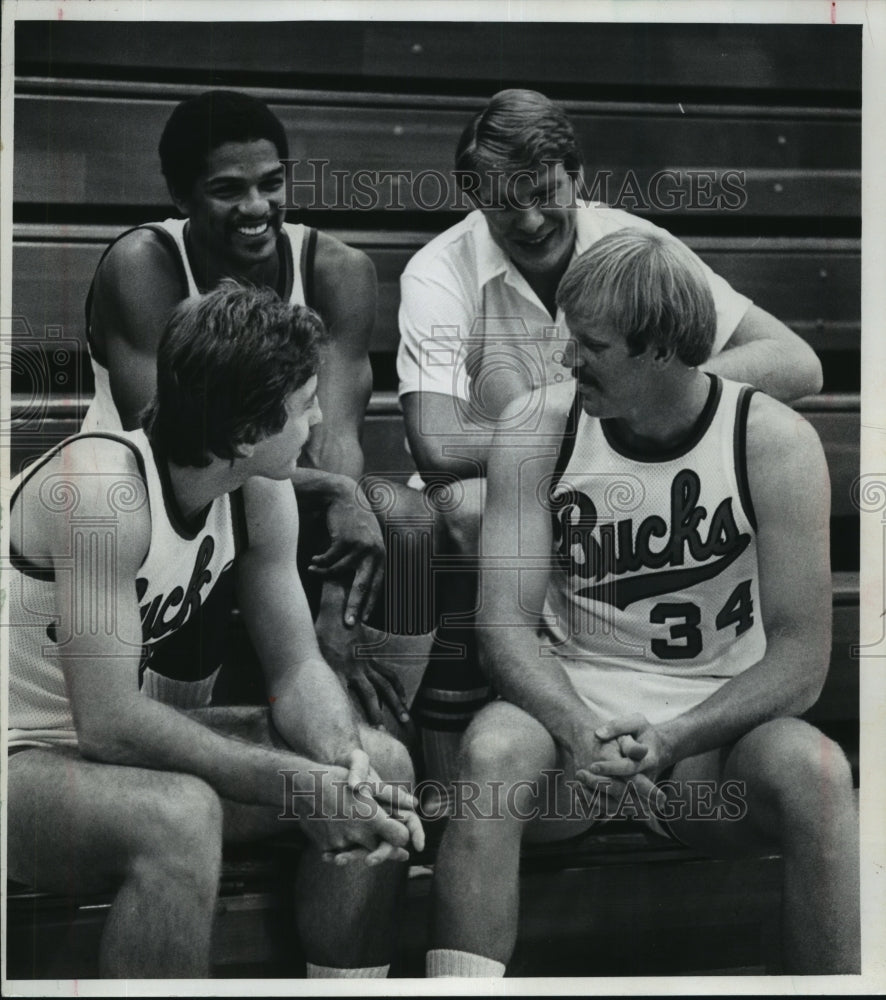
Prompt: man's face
<box><xmin>249</xmin><ymin>374</ymin><xmax>322</xmax><ymax>479</ymax></box>
<box><xmin>177</xmin><ymin>139</ymin><xmax>286</xmax><ymax>272</ymax></box>
<box><xmin>479</xmin><ymin>161</ymin><xmax>578</xmax><ymax>279</ymax></box>
<box><xmin>562</xmin><ymin>313</ymin><xmax>651</xmax><ymax>419</ymax></box>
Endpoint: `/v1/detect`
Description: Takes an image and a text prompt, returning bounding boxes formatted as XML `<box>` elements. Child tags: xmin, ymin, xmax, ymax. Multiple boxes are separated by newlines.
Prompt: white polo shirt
<box><xmin>397</xmin><ymin>203</ymin><xmax>751</xmax><ymax>402</ymax></box>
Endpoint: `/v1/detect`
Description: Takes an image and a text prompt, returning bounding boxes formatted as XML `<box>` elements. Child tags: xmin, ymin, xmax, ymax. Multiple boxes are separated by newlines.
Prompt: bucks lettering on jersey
<box><xmin>542</xmin><ymin>376</ymin><xmax>766</xmax><ymax>724</ymax></box>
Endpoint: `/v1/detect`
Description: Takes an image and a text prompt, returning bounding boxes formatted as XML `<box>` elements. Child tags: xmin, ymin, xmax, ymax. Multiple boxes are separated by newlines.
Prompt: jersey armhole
<box><xmin>301</xmin><ymin>226</ymin><xmax>319</xmax><ymax>310</ymax></box>
<box><xmin>85</xmin><ymin>224</ymin><xmax>189</xmax><ymax>366</ymax></box>
<box><xmin>10</xmin><ymin>433</ymin><xmax>150</xmax><ymax>580</ymax></box>
<box><xmin>734</xmin><ymin>386</ymin><xmax>758</xmax><ymax>532</ymax></box>
<box><xmin>230</xmin><ymin>487</ymin><xmax>249</xmax><ymax>555</ymax></box>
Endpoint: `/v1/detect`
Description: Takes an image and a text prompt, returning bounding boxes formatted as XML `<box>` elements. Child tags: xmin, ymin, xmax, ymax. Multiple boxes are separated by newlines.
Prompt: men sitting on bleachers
<box><xmin>425</xmin><ymin>228</ymin><xmax>858</xmax><ymax>977</ymax></box>
<box><xmin>7</xmin><ymin>284</ymin><xmax>422</xmax><ymax>979</ymax></box>
<box><xmin>83</xmin><ymin>89</ymin><xmax>410</xmax><ymax>728</ymax></box>
<box><xmin>399</xmin><ymin>88</ymin><xmax>825</xmax><ymax>777</ymax></box>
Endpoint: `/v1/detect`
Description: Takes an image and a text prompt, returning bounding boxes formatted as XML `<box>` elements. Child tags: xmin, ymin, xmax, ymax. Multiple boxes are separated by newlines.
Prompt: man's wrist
<box><xmin>656</xmin><ymin>718</ymin><xmax>689</xmax><ymax>769</ymax></box>
<box><xmin>556</xmin><ymin>710</ymin><xmax>601</xmax><ymax>762</ymax></box>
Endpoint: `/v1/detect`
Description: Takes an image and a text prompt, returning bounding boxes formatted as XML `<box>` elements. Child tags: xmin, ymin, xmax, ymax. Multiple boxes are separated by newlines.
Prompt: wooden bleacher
<box><xmin>6</xmin><ymin>19</ymin><xmax>860</xmax><ymax>979</ymax></box>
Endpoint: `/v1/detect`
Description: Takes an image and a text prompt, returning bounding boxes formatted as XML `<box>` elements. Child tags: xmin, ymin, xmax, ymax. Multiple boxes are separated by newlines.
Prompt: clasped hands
<box><xmin>305</xmin><ymin>749</ymin><xmax>424</xmax><ymax>868</ymax></box>
<box><xmin>573</xmin><ymin>713</ymin><xmax>676</xmax><ymax>814</ymax></box>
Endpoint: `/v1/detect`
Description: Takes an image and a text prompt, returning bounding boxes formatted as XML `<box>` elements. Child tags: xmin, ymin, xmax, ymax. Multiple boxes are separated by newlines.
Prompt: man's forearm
<box><xmin>269</xmin><ymin>655</ymin><xmax>363</xmax><ymax>764</ymax></box>
<box><xmin>291</xmin><ymin>465</ymin><xmax>358</xmax><ymax>504</ymax></box>
<box><xmin>303</xmin><ymin>428</ymin><xmax>366</xmax><ymax>484</ymax></box>
<box><xmin>79</xmin><ymin>696</ymin><xmax>335</xmax><ymax>810</ymax></box>
<box><xmin>478</xmin><ymin>626</ymin><xmax>605</xmax><ymax>756</ymax></box>
<box><xmin>700</xmin><ymin>305</ymin><xmax>823</xmax><ymax>403</ymax></box>
<box><xmin>658</xmin><ymin>634</ymin><xmax>827</xmax><ymax>766</ymax></box>
<box><xmin>700</xmin><ymin>342</ymin><xmax>812</xmax><ymax>403</ymax></box>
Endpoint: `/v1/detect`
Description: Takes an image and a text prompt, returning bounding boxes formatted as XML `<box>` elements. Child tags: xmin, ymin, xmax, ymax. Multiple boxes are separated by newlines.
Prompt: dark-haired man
<box><xmin>8</xmin><ymin>284</ymin><xmax>422</xmax><ymax>979</ymax></box>
<box><xmin>84</xmin><ymin>89</ymin><xmax>409</xmax><ymax>726</ymax></box>
<box><xmin>426</xmin><ymin>229</ymin><xmax>857</xmax><ymax>977</ymax></box>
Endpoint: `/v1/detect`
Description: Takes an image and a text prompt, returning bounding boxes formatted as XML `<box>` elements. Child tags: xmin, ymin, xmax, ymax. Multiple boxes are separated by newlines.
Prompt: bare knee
<box><xmin>458</xmin><ymin>709</ymin><xmax>553</xmax><ymax>787</ymax></box>
<box><xmin>361</xmin><ymin>728</ymin><xmax>416</xmax><ymax>786</ymax></box>
<box><xmin>742</xmin><ymin>718</ymin><xmax>855</xmax><ymax>826</ymax></box>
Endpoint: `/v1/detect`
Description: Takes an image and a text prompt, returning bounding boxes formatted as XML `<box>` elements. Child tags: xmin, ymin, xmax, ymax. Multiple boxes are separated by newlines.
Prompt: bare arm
<box><xmin>702</xmin><ymin>304</ymin><xmax>824</xmax><ymax>403</ymax></box>
<box><xmin>45</xmin><ymin>442</ymin><xmax>332</xmax><ymax>808</ymax></box>
<box><xmin>477</xmin><ymin>387</ymin><xmax>656</xmax><ymax>798</ymax></box>
<box><xmin>236</xmin><ymin>475</ymin><xmax>363</xmax><ymax>764</ymax></box>
<box><xmin>303</xmin><ymin>233</ymin><xmax>375</xmax><ymax>479</ymax></box>
<box><xmin>594</xmin><ymin>394</ymin><xmax>832</xmax><ymax>774</ymax></box>
<box><xmin>89</xmin><ymin>229</ymin><xmax>187</xmax><ymax>428</ymax></box>
<box><xmin>401</xmin><ymin>390</ymin><xmax>497</xmax><ymax>481</ymax></box>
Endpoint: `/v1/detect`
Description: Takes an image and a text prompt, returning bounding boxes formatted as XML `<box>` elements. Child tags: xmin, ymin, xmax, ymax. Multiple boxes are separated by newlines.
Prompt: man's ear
<box><xmin>235</xmin><ymin>441</ymin><xmax>256</xmax><ymax>459</ymax></box>
<box><xmin>167</xmin><ymin>182</ymin><xmax>191</xmax><ymax>218</ymax></box>
<box><xmin>650</xmin><ymin>344</ymin><xmax>677</xmax><ymax>366</ymax></box>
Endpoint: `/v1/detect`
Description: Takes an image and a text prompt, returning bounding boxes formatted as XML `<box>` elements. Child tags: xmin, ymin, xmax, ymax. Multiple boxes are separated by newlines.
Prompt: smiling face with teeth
<box><xmin>479</xmin><ymin>161</ymin><xmax>579</xmax><ymax>283</ymax></box>
<box><xmin>173</xmin><ymin>139</ymin><xmax>287</xmax><ymax>283</ymax></box>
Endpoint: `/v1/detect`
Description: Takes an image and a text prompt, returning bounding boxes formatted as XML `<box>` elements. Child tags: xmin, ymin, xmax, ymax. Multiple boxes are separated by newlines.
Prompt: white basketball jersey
<box><xmin>543</xmin><ymin>375</ymin><xmax>766</xmax><ymax>725</ymax></box>
<box><xmin>8</xmin><ymin>430</ymin><xmax>243</xmax><ymax>748</ymax></box>
<box><xmin>83</xmin><ymin>219</ymin><xmax>309</xmax><ymax>432</ymax></box>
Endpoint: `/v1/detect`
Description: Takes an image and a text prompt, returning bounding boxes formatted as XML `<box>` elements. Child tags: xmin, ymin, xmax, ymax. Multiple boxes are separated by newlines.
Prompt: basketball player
<box><xmin>7</xmin><ymin>284</ymin><xmax>423</xmax><ymax>979</ymax></box>
<box><xmin>398</xmin><ymin>89</ymin><xmax>825</xmax><ymax>778</ymax></box>
<box><xmin>83</xmin><ymin>89</ymin><xmax>409</xmax><ymax>727</ymax></box>
<box><xmin>425</xmin><ymin>229</ymin><xmax>858</xmax><ymax>976</ymax></box>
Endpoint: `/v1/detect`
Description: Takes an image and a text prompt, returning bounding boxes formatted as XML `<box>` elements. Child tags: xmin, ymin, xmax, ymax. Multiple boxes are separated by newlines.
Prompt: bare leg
<box><xmin>7</xmin><ymin>748</ymin><xmax>222</xmax><ymax>978</ymax></box>
<box><xmin>430</xmin><ymin>701</ymin><xmax>593</xmax><ymax>967</ymax></box>
<box><xmin>292</xmin><ymin>725</ymin><xmax>415</xmax><ymax>969</ymax></box>
<box><xmin>667</xmin><ymin>717</ymin><xmax>860</xmax><ymax>974</ymax></box>
<box><xmin>196</xmin><ymin>708</ymin><xmax>416</xmax><ymax>971</ymax></box>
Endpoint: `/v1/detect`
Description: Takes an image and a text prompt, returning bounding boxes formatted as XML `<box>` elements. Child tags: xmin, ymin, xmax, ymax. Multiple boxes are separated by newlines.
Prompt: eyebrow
<box><xmin>206</xmin><ymin>165</ymin><xmax>285</xmax><ymax>184</ymax></box>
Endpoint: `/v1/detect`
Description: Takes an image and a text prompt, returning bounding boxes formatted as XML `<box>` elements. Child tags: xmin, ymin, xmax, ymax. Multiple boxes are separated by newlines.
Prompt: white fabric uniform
<box><xmin>8</xmin><ymin>430</ymin><xmax>242</xmax><ymax>749</ymax></box>
<box><xmin>397</xmin><ymin>203</ymin><xmax>751</xmax><ymax>402</ymax></box>
<box><xmin>543</xmin><ymin>375</ymin><xmax>766</xmax><ymax>726</ymax></box>
<box><xmin>82</xmin><ymin>218</ymin><xmax>309</xmax><ymax>432</ymax></box>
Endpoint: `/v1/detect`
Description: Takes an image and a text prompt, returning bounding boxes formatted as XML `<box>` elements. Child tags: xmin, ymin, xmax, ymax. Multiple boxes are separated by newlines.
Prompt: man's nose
<box><xmin>512</xmin><ymin>205</ymin><xmax>546</xmax><ymax>233</ymax></box>
<box><xmin>240</xmin><ymin>187</ymin><xmax>269</xmax><ymax>216</ymax></box>
<box><xmin>559</xmin><ymin>338</ymin><xmax>579</xmax><ymax>370</ymax></box>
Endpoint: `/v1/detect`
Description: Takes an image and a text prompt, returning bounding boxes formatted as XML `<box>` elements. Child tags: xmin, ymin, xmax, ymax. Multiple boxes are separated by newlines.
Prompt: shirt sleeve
<box><xmin>397</xmin><ymin>261</ymin><xmax>476</xmax><ymax>401</ymax></box>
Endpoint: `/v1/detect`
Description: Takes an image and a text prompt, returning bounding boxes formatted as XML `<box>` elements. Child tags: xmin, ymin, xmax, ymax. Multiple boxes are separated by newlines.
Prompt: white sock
<box><xmin>426</xmin><ymin>948</ymin><xmax>505</xmax><ymax>977</ymax></box>
<box><xmin>305</xmin><ymin>962</ymin><xmax>389</xmax><ymax>978</ymax></box>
